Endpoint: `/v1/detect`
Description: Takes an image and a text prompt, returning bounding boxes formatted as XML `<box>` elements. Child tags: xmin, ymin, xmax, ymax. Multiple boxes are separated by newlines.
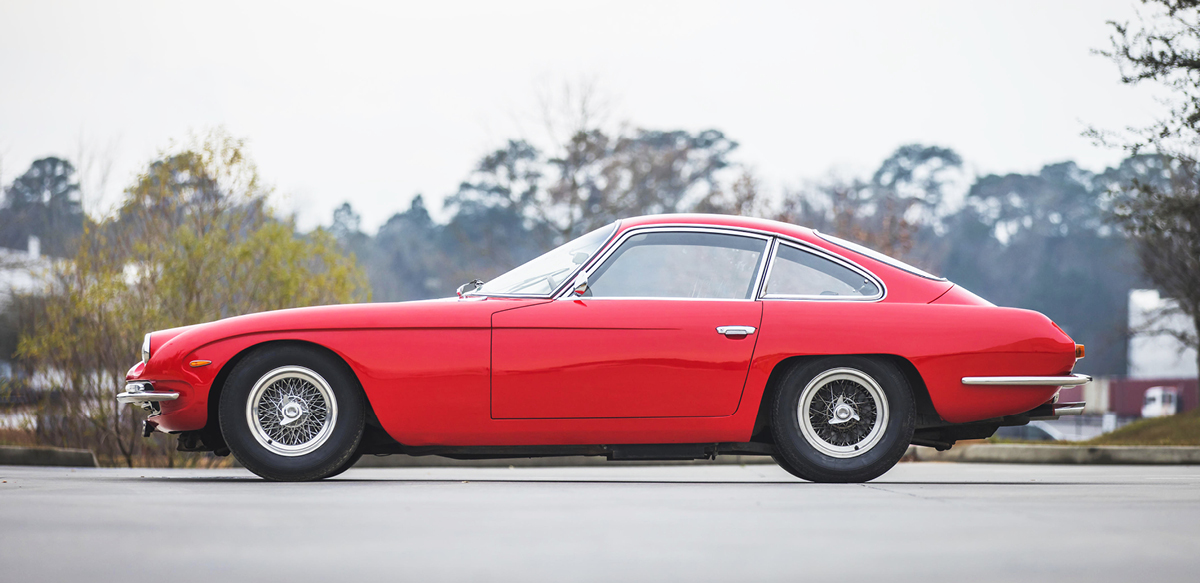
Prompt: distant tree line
<box><xmin>0</xmin><ymin>126</ymin><xmax>1172</xmax><ymax>385</ymax></box>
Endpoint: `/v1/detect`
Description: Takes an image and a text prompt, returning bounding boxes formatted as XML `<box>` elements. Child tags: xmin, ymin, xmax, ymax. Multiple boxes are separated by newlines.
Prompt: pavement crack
<box><xmin>858</xmin><ymin>483</ymin><xmax>944</xmax><ymax>502</ymax></box>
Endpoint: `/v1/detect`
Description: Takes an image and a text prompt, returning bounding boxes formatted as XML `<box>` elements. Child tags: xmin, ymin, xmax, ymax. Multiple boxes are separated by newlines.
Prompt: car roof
<box><xmin>617</xmin><ymin>213</ymin><xmax>819</xmax><ymax>243</ymax></box>
<box><xmin>612</xmin><ymin>213</ymin><xmax>956</xmax><ymax>304</ymax></box>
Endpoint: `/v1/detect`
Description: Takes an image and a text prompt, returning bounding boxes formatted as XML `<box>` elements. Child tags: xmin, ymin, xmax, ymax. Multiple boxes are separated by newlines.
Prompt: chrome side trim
<box><xmin>961</xmin><ymin>374</ymin><xmax>1092</xmax><ymax>387</ymax></box>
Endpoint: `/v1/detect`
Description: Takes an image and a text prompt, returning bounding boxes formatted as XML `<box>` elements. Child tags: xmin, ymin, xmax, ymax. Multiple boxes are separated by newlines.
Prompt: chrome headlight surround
<box><xmin>142</xmin><ymin>333</ymin><xmax>152</xmax><ymax>364</ymax></box>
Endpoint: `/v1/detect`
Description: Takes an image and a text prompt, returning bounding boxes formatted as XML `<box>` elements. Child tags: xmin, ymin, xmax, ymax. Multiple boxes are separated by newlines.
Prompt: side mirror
<box><xmin>456</xmin><ymin>279</ymin><xmax>484</xmax><ymax>298</ymax></box>
<box><xmin>571</xmin><ymin>274</ymin><xmax>589</xmax><ymax>296</ymax></box>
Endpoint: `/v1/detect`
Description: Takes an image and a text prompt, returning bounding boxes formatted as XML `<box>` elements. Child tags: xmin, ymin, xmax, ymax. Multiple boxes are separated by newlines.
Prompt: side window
<box><xmin>764</xmin><ymin>243</ymin><xmax>880</xmax><ymax>298</ymax></box>
<box><xmin>587</xmin><ymin>231</ymin><xmax>767</xmax><ymax>299</ymax></box>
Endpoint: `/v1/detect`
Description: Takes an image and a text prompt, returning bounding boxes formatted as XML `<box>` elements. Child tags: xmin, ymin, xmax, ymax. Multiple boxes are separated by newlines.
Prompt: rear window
<box><xmin>816</xmin><ymin>232</ymin><xmax>945</xmax><ymax>281</ymax></box>
<box><xmin>764</xmin><ymin>244</ymin><xmax>880</xmax><ymax>298</ymax></box>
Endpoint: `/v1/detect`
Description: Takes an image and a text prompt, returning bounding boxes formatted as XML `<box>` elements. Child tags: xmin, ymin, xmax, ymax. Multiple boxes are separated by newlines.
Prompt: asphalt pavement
<box><xmin>1</xmin><ymin>462</ymin><xmax>1197</xmax><ymax>582</ymax></box>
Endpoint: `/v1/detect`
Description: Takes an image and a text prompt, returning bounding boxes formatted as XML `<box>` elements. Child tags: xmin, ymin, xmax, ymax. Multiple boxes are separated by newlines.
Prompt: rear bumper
<box><xmin>960</xmin><ymin>374</ymin><xmax>1089</xmax><ymax>419</ymax></box>
<box><xmin>960</xmin><ymin>374</ymin><xmax>1091</xmax><ymax>387</ymax></box>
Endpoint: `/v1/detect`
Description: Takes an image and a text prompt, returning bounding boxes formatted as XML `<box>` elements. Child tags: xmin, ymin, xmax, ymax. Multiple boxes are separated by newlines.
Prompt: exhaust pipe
<box><xmin>1052</xmin><ymin>402</ymin><xmax>1085</xmax><ymax>416</ymax></box>
<box><xmin>1026</xmin><ymin>401</ymin><xmax>1086</xmax><ymax>420</ymax></box>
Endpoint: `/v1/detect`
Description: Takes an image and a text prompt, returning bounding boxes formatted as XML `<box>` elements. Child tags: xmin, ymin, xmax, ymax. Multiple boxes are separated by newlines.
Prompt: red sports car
<box><xmin>118</xmin><ymin>214</ymin><xmax>1089</xmax><ymax>482</ymax></box>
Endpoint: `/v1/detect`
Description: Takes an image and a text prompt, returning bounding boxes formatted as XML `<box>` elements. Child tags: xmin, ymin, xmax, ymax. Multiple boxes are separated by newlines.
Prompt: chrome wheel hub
<box><xmin>246</xmin><ymin>366</ymin><xmax>338</xmax><ymax>457</ymax></box>
<box><xmin>828</xmin><ymin>397</ymin><xmax>860</xmax><ymax>425</ymax></box>
<box><xmin>279</xmin><ymin>400</ymin><xmax>305</xmax><ymax>426</ymax></box>
<box><xmin>798</xmin><ymin>368</ymin><xmax>889</xmax><ymax>458</ymax></box>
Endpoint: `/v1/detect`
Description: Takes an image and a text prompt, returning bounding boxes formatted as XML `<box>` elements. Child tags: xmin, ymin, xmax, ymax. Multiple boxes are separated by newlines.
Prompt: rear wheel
<box><xmin>770</xmin><ymin>356</ymin><xmax>914</xmax><ymax>483</ymax></box>
<box><xmin>219</xmin><ymin>345</ymin><xmax>365</xmax><ymax>481</ymax></box>
<box><xmin>325</xmin><ymin>451</ymin><xmax>364</xmax><ymax>479</ymax></box>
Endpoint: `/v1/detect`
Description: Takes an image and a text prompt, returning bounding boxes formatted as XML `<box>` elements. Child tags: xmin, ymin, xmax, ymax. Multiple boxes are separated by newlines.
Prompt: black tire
<box><xmin>219</xmin><ymin>344</ymin><xmax>366</xmax><ymax>481</ymax></box>
<box><xmin>770</xmin><ymin>356</ymin><xmax>914</xmax><ymax>483</ymax></box>
<box><xmin>324</xmin><ymin>451</ymin><xmax>364</xmax><ymax>479</ymax></box>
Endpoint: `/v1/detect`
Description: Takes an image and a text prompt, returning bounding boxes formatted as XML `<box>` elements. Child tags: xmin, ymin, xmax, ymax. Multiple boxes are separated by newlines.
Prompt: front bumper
<box><xmin>116</xmin><ymin>381</ymin><xmax>180</xmax><ymax>412</ymax></box>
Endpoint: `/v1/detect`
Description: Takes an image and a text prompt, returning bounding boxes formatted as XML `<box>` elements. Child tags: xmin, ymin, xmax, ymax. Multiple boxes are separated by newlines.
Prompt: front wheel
<box><xmin>219</xmin><ymin>345</ymin><xmax>365</xmax><ymax>481</ymax></box>
<box><xmin>770</xmin><ymin>356</ymin><xmax>914</xmax><ymax>483</ymax></box>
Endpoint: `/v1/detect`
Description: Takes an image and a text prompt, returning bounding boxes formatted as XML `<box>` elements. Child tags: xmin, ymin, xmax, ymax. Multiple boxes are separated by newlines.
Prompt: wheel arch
<box><xmin>202</xmin><ymin>339</ymin><xmax>375</xmax><ymax>452</ymax></box>
<box><xmin>750</xmin><ymin>353</ymin><xmax>942</xmax><ymax>442</ymax></box>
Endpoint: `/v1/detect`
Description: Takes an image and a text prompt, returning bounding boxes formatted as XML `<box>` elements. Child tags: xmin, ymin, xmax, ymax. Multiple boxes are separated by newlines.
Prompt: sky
<box><xmin>0</xmin><ymin>0</ymin><xmax>1162</xmax><ymax>232</ymax></box>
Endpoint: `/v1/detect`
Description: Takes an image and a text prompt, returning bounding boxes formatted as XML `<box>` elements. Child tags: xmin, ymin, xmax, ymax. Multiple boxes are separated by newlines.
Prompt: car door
<box><xmin>491</xmin><ymin>228</ymin><xmax>769</xmax><ymax>419</ymax></box>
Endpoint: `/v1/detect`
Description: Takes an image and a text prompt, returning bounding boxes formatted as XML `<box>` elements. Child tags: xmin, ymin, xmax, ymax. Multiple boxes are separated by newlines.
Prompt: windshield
<box><xmin>816</xmin><ymin>231</ymin><xmax>945</xmax><ymax>281</ymax></box>
<box><xmin>473</xmin><ymin>223</ymin><xmax>617</xmax><ymax>296</ymax></box>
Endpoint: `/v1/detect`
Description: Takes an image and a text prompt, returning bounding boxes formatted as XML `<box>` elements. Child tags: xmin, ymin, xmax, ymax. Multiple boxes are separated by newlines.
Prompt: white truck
<box><xmin>1141</xmin><ymin>386</ymin><xmax>1181</xmax><ymax>418</ymax></box>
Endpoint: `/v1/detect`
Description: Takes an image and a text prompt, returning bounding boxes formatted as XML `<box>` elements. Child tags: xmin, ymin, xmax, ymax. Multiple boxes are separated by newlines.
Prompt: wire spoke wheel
<box><xmin>246</xmin><ymin>366</ymin><xmax>339</xmax><ymax>457</ymax></box>
<box><xmin>798</xmin><ymin>367</ymin><xmax>889</xmax><ymax>458</ymax></box>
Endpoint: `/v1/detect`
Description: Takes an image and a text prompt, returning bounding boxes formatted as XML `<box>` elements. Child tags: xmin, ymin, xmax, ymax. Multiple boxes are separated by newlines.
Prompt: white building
<box><xmin>0</xmin><ymin>236</ymin><xmax>53</xmax><ymax>380</ymax></box>
<box><xmin>0</xmin><ymin>236</ymin><xmax>50</xmax><ymax>300</ymax></box>
<box><xmin>1128</xmin><ymin>289</ymin><xmax>1199</xmax><ymax>379</ymax></box>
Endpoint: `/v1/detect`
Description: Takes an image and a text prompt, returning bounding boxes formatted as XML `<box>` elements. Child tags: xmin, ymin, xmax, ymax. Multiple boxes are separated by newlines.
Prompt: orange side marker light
<box><xmin>1075</xmin><ymin>345</ymin><xmax>1085</xmax><ymax>359</ymax></box>
<box><xmin>189</xmin><ymin>360</ymin><xmax>212</xmax><ymax>368</ymax></box>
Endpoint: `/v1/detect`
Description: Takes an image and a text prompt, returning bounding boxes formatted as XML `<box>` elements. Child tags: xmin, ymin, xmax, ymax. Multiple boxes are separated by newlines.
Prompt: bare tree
<box><xmin>1110</xmin><ymin>160</ymin><xmax>1200</xmax><ymax>370</ymax></box>
<box><xmin>1097</xmin><ymin>0</ymin><xmax>1200</xmax><ymax>374</ymax></box>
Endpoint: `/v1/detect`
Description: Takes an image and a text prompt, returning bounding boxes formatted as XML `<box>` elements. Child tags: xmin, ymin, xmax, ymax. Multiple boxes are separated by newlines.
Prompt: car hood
<box><xmin>152</xmin><ymin>296</ymin><xmax>544</xmax><ymax>360</ymax></box>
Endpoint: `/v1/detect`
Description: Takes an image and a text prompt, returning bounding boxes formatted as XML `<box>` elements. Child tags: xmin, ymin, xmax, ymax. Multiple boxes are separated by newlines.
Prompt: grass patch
<box><xmin>1085</xmin><ymin>409</ymin><xmax>1200</xmax><ymax>446</ymax></box>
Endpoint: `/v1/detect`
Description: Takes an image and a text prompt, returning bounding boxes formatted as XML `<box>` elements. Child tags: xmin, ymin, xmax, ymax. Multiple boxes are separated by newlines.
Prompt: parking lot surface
<box><xmin>2</xmin><ymin>462</ymin><xmax>1198</xmax><ymax>582</ymax></box>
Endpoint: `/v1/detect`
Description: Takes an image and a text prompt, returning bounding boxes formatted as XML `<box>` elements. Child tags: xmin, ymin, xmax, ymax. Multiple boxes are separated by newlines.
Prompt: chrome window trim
<box><xmin>554</xmin><ymin>226</ymin><xmax>773</xmax><ymax>301</ymax></box>
<box><xmin>756</xmin><ymin>239</ymin><xmax>887</xmax><ymax>302</ymax></box>
<box><xmin>566</xmin><ymin>221</ymin><xmax>888</xmax><ymax>302</ymax></box>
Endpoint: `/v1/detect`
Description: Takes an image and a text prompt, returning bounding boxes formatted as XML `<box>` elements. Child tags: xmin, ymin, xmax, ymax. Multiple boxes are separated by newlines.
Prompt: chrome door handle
<box><xmin>716</xmin><ymin>326</ymin><xmax>756</xmax><ymax>337</ymax></box>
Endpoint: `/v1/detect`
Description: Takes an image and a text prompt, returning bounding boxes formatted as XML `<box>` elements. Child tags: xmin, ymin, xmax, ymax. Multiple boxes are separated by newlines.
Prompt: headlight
<box><xmin>142</xmin><ymin>333</ymin><xmax>152</xmax><ymax>364</ymax></box>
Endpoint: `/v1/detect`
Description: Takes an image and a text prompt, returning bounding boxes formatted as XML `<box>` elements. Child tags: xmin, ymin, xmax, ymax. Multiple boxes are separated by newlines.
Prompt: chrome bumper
<box><xmin>961</xmin><ymin>374</ymin><xmax>1092</xmax><ymax>387</ymax></box>
<box><xmin>117</xmin><ymin>382</ymin><xmax>179</xmax><ymax>412</ymax></box>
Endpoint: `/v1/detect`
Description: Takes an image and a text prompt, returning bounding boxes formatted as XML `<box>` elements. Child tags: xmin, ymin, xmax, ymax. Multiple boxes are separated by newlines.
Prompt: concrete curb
<box><xmin>0</xmin><ymin>445</ymin><xmax>98</xmax><ymax>467</ymax></box>
<box><xmin>907</xmin><ymin>443</ymin><xmax>1200</xmax><ymax>465</ymax></box>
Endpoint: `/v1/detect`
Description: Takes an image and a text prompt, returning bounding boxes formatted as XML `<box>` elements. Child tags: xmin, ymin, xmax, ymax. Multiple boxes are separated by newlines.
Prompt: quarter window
<box><xmin>764</xmin><ymin>243</ymin><xmax>879</xmax><ymax>298</ymax></box>
<box><xmin>587</xmin><ymin>231</ymin><xmax>767</xmax><ymax>299</ymax></box>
